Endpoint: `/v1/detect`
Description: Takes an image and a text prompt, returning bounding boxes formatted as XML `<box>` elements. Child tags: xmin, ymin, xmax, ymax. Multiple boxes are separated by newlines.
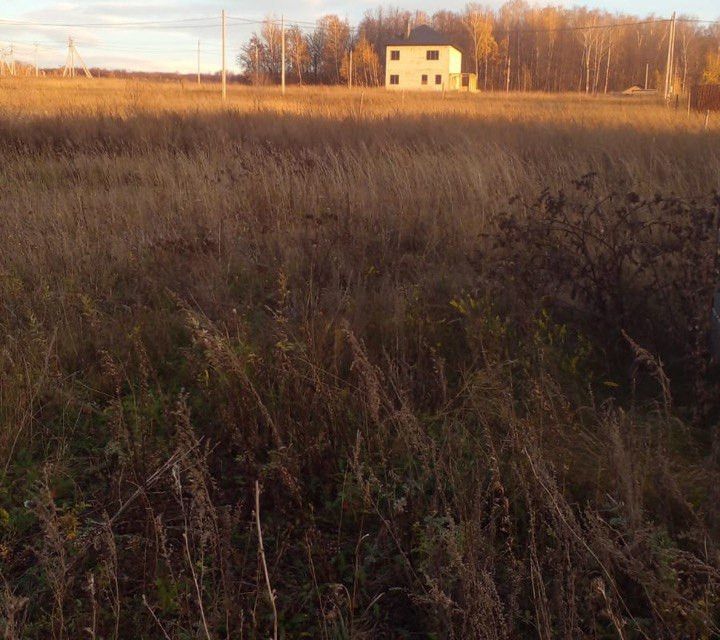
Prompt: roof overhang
<box><xmin>386</xmin><ymin>42</ymin><xmax>462</xmax><ymax>53</ymax></box>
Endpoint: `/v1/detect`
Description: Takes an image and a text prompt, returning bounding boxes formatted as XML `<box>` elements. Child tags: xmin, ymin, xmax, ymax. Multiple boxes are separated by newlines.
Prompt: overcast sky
<box><xmin>1</xmin><ymin>1</ymin><xmax>718</xmax><ymax>74</ymax></box>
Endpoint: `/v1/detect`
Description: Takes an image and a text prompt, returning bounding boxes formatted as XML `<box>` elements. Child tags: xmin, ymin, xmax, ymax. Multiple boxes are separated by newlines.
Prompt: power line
<box><xmin>2</xmin><ymin>37</ymin><xmax>221</xmax><ymax>55</ymax></box>
<box><xmin>75</xmin><ymin>42</ymin><xmax>222</xmax><ymax>54</ymax></box>
<box><xmin>2</xmin><ymin>12</ymin><xmax>718</xmax><ymax>35</ymax></box>
<box><xmin>2</xmin><ymin>10</ymin><xmax>718</xmax><ymax>78</ymax></box>
<box><xmin>0</xmin><ymin>16</ymin><xmax>219</xmax><ymax>28</ymax></box>
<box><xmin>225</xmin><ymin>14</ymin><xmax>720</xmax><ymax>44</ymax></box>
<box><xmin>226</xmin><ymin>16</ymin><xmax>362</xmax><ymax>38</ymax></box>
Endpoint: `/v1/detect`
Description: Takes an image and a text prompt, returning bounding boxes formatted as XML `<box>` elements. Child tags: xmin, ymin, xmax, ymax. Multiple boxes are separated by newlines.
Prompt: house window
<box><xmin>389</xmin><ymin>75</ymin><xmax>399</xmax><ymax>85</ymax></box>
<box><xmin>435</xmin><ymin>75</ymin><xmax>442</xmax><ymax>85</ymax></box>
<box><xmin>390</xmin><ymin>50</ymin><xmax>400</xmax><ymax>61</ymax></box>
<box><xmin>421</xmin><ymin>74</ymin><xmax>428</xmax><ymax>85</ymax></box>
<box><xmin>427</xmin><ymin>50</ymin><xmax>440</xmax><ymax>60</ymax></box>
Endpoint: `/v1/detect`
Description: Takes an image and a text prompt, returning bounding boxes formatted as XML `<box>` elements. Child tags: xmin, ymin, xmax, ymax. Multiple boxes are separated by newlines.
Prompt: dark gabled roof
<box><xmin>386</xmin><ymin>25</ymin><xmax>459</xmax><ymax>49</ymax></box>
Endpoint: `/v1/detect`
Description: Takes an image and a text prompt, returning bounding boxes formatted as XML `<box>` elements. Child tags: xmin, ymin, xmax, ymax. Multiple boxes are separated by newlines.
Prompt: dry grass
<box><xmin>0</xmin><ymin>78</ymin><xmax>719</xmax><ymax>638</ymax></box>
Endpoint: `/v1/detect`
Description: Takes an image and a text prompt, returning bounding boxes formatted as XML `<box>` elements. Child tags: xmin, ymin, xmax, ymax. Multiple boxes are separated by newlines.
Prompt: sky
<box><xmin>1</xmin><ymin>0</ymin><xmax>718</xmax><ymax>74</ymax></box>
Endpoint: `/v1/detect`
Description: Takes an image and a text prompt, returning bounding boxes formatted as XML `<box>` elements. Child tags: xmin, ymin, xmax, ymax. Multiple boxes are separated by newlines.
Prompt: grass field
<box><xmin>1</xmin><ymin>78</ymin><xmax>720</xmax><ymax>639</ymax></box>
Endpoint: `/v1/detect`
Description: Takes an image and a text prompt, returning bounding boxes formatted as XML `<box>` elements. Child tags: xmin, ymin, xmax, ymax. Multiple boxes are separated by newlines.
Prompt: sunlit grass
<box><xmin>0</xmin><ymin>77</ymin><xmax>719</xmax><ymax>639</ymax></box>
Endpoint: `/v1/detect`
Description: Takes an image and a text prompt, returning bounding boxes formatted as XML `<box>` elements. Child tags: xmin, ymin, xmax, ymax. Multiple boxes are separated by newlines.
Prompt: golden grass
<box><xmin>0</xmin><ymin>78</ymin><xmax>717</xmax><ymax>258</ymax></box>
<box><xmin>1</xmin><ymin>78</ymin><xmax>719</xmax><ymax>639</ymax></box>
<box><xmin>0</xmin><ymin>77</ymin><xmax>715</xmax><ymax>124</ymax></box>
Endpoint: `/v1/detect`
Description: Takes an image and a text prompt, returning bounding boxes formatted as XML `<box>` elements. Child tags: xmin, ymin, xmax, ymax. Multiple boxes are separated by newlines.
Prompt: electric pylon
<box><xmin>62</xmin><ymin>37</ymin><xmax>92</xmax><ymax>78</ymax></box>
<box><xmin>0</xmin><ymin>45</ymin><xmax>16</xmax><ymax>76</ymax></box>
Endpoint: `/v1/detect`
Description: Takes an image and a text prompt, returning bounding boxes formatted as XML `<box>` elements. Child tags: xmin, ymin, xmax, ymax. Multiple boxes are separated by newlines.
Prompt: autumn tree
<box><xmin>238</xmin><ymin>3</ymin><xmax>720</xmax><ymax>91</ymax></box>
<box><xmin>462</xmin><ymin>4</ymin><xmax>498</xmax><ymax>87</ymax></box>
<box><xmin>703</xmin><ymin>50</ymin><xmax>720</xmax><ymax>83</ymax></box>
<box><xmin>351</xmin><ymin>35</ymin><xmax>381</xmax><ymax>86</ymax></box>
<box><xmin>318</xmin><ymin>15</ymin><xmax>351</xmax><ymax>83</ymax></box>
<box><xmin>260</xmin><ymin>16</ymin><xmax>283</xmax><ymax>78</ymax></box>
<box><xmin>286</xmin><ymin>25</ymin><xmax>310</xmax><ymax>84</ymax></box>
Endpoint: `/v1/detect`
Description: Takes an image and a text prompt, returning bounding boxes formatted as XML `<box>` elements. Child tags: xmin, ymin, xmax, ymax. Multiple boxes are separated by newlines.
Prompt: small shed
<box><xmin>450</xmin><ymin>73</ymin><xmax>478</xmax><ymax>92</ymax></box>
<box><xmin>621</xmin><ymin>85</ymin><xmax>657</xmax><ymax>96</ymax></box>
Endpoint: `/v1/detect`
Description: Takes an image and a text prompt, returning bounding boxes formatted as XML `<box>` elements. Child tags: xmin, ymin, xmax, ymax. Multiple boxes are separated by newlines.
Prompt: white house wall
<box><xmin>448</xmin><ymin>48</ymin><xmax>462</xmax><ymax>75</ymax></box>
<box><xmin>385</xmin><ymin>45</ymin><xmax>462</xmax><ymax>91</ymax></box>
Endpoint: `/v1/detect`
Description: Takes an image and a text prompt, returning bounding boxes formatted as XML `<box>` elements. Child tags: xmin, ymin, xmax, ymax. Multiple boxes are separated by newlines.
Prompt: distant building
<box><xmin>385</xmin><ymin>25</ymin><xmax>474</xmax><ymax>92</ymax></box>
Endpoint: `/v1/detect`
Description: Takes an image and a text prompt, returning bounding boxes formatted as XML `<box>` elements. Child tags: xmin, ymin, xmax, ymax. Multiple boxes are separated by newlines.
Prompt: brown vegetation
<box><xmin>0</xmin><ymin>79</ymin><xmax>720</xmax><ymax>638</ymax></box>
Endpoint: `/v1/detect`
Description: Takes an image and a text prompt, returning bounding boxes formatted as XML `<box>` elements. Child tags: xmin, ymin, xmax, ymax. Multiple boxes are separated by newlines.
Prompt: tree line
<box><xmin>237</xmin><ymin>1</ymin><xmax>720</xmax><ymax>92</ymax></box>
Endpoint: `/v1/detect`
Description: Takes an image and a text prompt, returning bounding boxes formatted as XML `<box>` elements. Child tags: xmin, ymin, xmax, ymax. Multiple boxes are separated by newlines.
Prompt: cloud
<box><xmin>6</xmin><ymin>0</ymin><xmax>717</xmax><ymax>73</ymax></box>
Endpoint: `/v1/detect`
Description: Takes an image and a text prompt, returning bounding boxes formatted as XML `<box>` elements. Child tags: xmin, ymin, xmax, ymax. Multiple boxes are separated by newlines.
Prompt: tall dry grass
<box><xmin>0</xmin><ymin>78</ymin><xmax>719</xmax><ymax>638</ymax></box>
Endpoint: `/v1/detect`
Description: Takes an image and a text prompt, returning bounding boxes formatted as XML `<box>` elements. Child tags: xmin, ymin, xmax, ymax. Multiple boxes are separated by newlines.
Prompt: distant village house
<box><xmin>385</xmin><ymin>25</ymin><xmax>476</xmax><ymax>92</ymax></box>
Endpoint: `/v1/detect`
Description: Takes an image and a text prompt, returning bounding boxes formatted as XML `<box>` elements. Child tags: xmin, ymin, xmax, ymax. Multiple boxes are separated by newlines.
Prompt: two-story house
<box><xmin>385</xmin><ymin>25</ymin><xmax>469</xmax><ymax>91</ymax></box>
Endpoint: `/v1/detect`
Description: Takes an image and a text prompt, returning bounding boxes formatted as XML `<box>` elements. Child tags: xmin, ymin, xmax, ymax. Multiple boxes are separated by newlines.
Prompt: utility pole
<box><xmin>664</xmin><ymin>12</ymin><xmax>676</xmax><ymax>101</ymax></box>
<box><xmin>197</xmin><ymin>39</ymin><xmax>201</xmax><ymax>85</ymax></box>
<box><xmin>669</xmin><ymin>13</ymin><xmax>677</xmax><ymax>97</ymax></box>
<box><xmin>0</xmin><ymin>46</ymin><xmax>10</xmax><ymax>77</ymax></box>
<box><xmin>281</xmin><ymin>15</ymin><xmax>286</xmax><ymax>95</ymax></box>
<box><xmin>221</xmin><ymin>9</ymin><xmax>227</xmax><ymax>100</ymax></box>
<box><xmin>644</xmin><ymin>62</ymin><xmax>649</xmax><ymax>90</ymax></box>
<box><xmin>34</xmin><ymin>43</ymin><xmax>39</xmax><ymax>77</ymax></box>
<box><xmin>348</xmin><ymin>49</ymin><xmax>353</xmax><ymax>89</ymax></box>
<box><xmin>255</xmin><ymin>41</ymin><xmax>259</xmax><ymax>85</ymax></box>
<box><xmin>604</xmin><ymin>41</ymin><xmax>611</xmax><ymax>94</ymax></box>
<box><xmin>65</xmin><ymin>37</ymin><xmax>74</xmax><ymax>77</ymax></box>
<box><xmin>670</xmin><ymin>12</ymin><xmax>677</xmax><ymax>94</ymax></box>
<box><xmin>505</xmin><ymin>44</ymin><xmax>511</xmax><ymax>93</ymax></box>
<box><xmin>515</xmin><ymin>25</ymin><xmax>520</xmax><ymax>90</ymax></box>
